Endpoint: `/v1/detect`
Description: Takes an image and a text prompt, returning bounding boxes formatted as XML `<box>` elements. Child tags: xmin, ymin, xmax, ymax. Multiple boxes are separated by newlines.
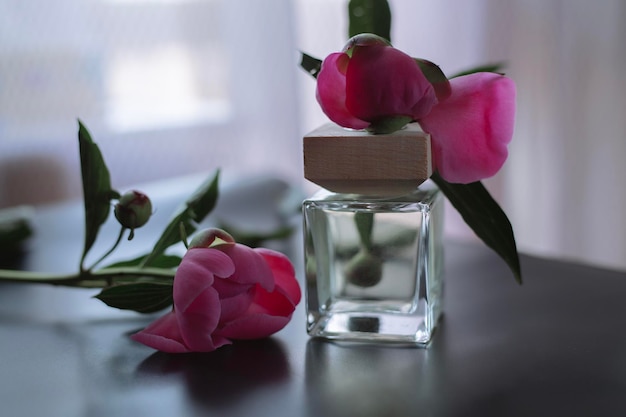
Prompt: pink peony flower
<box><xmin>131</xmin><ymin>229</ymin><xmax>301</xmax><ymax>353</ymax></box>
<box><xmin>419</xmin><ymin>73</ymin><xmax>516</xmax><ymax>184</ymax></box>
<box><xmin>315</xmin><ymin>34</ymin><xmax>516</xmax><ymax>184</ymax></box>
<box><xmin>316</xmin><ymin>34</ymin><xmax>437</xmax><ymax>132</ymax></box>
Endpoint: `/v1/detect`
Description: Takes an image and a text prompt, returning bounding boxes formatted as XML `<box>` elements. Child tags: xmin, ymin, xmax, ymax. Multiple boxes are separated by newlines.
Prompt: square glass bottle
<box><xmin>302</xmin><ymin>123</ymin><xmax>444</xmax><ymax>345</ymax></box>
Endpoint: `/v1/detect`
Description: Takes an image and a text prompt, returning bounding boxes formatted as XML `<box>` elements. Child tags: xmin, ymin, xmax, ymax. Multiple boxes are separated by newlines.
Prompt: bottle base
<box><xmin>307</xmin><ymin>298</ymin><xmax>441</xmax><ymax>345</ymax></box>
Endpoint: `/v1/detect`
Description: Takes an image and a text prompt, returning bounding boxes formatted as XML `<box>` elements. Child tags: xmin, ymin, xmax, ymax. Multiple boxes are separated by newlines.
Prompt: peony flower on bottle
<box><xmin>131</xmin><ymin>228</ymin><xmax>301</xmax><ymax>353</ymax></box>
<box><xmin>316</xmin><ymin>34</ymin><xmax>438</xmax><ymax>134</ymax></box>
<box><xmin>419</xmin><ymin>72</ymin><xmax>516</xmax><ymax>184</ymax></box>
<box><xmin>315</xmin><ymin>34</ymin><xmax>516</xmax><ymax>184</ymax></box>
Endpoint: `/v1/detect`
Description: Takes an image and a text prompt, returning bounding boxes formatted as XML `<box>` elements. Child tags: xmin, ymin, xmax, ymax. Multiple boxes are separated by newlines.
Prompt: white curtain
<box><xmin>482</xmin><ymin>0</ymin><xmax>626</xmax><ymax>270</ymax></box>
<box><xmin>3</xmin><ymin>0</ymin><xmax>625</xmax><ymax>271</ymax></box>
<box><xmin>0</xmin><ymin>0</ymin><xmax>301</xmax><ymax>207</ymax></box>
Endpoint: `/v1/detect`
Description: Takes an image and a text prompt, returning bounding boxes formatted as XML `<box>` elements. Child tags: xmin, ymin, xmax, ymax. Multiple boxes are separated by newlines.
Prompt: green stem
<box><xmin>0</xmin><ymin>269</ymin><xmax>80</xmax><ymax>284</ymax></box>
<box><xmin>87</xmin><ymin>227</ymin><xmax>127</xmax><ymax>271</ymax></box>
<box><xmin>0</xmin><ymin>266</ymin><xmax>175</xmax><ymax>289</ymax></box>
<box><xmin>354</xmin><ymin>212</ymin><xmax>374</xmax><ymax>250</ymax></box>
<box><xmin>92</xmin><ymin>267</ymin><xmax>175</xmax><ymax>280</ymax></box>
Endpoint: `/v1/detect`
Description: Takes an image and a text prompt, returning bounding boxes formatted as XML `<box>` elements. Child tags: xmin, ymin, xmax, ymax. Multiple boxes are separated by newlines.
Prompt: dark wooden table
<box><xmin>2</xmin><ymin>175</ymin><xmax>626</xmax><ymax>417</ymax></box>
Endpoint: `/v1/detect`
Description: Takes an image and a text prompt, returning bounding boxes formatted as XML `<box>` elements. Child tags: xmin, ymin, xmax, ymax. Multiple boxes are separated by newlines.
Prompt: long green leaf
<box><xmin>299</xmin><ymin>0</ymin><xmax>391</xmax><ymax>81</ymax></box>
<box><xmin>451</xmin><ymin>62</ymin><xmax>506</xmax><ymax>78</ymax></box>
<box><xmin>300</xmin><ymin>52</ymin><xmax>322</xmax><ymax>79</ymax></box>
<box><xmin>141</xmin><ymin>170</ymin><xmax>220</xmax><ymax>267</ymax></box>
<box><xmin>348</xmin><ymin>0</ymin><xmax>392</xmax><ymax>42</ymax></box>
<box><xmin>415</xmin><ymin>58</ymin><xmax>452</xmax><ymax>101</ymax></box>
<box><xmin>218</xmin><ymin>222</ymin><xmax>294</xmax><ymax>248</ymax></box>
<box><xmin>103</xmin><ymin>253</ymin><xmax>182</xmax><ymax>270</ymax></box>
<box><xmin>186</xmin><ymin>170</ymin><xmax>221</xmax><ymax>222</ymax></box>
<box><xmin>78</xmin><ymin>121</ymin><xmax>120</xmax><ymax>268</ymax></box>
<box><xmin>432</xmin><ymin>173</ymin><xmax>522</xmax><ymax>283</ymax></box>
<box><xmin>95</xmin><ymin>282</ymin><xmax>173</xmax><ymax>313</ymax></box>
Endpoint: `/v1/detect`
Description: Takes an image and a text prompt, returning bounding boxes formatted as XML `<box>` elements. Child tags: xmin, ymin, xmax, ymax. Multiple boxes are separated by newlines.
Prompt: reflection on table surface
<box><xmin>2</xmin><ymin>176</ymin><xmax>626</xmax><ymax>417</ymax></box>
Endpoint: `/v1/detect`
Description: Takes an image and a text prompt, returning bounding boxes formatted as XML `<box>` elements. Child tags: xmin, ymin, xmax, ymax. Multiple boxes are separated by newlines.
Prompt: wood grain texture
<box><xmin>303</xmin><ymin>123</ymin><xmax>432</xmax><ymax>195</ymax></box>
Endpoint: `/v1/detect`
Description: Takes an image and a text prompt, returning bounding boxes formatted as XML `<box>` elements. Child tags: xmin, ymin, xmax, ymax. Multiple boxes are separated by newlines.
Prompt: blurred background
<box><xmin>0</xmin><ymin>0</ymin><xmax>624</xmax><ymax>271</ymax></box>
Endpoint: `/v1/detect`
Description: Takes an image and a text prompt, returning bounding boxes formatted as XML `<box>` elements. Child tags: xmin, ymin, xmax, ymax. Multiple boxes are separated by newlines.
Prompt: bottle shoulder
<box><xmin>304</xmin><ymin>180</ymin><xmax>441</xmax><ymax>206</ymax></box>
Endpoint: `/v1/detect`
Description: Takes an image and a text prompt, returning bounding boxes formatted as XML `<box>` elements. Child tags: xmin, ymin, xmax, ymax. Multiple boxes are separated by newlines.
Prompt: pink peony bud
<box><xmin>114</xmin><ymin>191</ymin><xmax>152</xmax><ymax>230</ymax></box>
<box><xmin>316</xmin><ymin>34</ymin><xmax>437</xmax><ymax>133</ymax></box>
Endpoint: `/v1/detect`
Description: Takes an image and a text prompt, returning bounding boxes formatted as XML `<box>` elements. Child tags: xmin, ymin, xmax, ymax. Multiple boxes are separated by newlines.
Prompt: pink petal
<box><xmin>217</xmin><ymin>286</ymin><xmax>255</xmax><ymax>322</ymax></box>
<box><xmin>130</xmin><ymin>311</ymin><xmax>190</xmax><ymax>353</ymax></box>
<box><xmin>176</xmin><ymin>285</ymin><xmax>229</xmax><ymax>352</ymax></box>
<box><xmin>216</xmin><ymin>313</ymin><xmax>292</xmax><ymax>340</ymax></box>
<box><xmin>216</xmin><ymin>283</ymin><xmax>297</xmax><ymax>340</ymax></box>
<box><xmin>419</xmin><ymin>73</ymin><xmax>516</xmax><ymax>183</ymax></box>
<box><xmin>316</xmin><ymin>52</ymin><xmax>370</xmax><ymax>130</ymax></box>
<box><xmin>346</xmin><ymin>45</ymin><xmax>437</xmax><ymax>121</ymax></box>
<box><xmin>181</xmin><ymin>247</ymin><xmax>236</xmax><ymax>279</ymax></box>
<box><xmin>250</xmin><ymin>284</ymin><xmax>297</xmax><ymax>316</ymax></box>
<box><xmin>173</xmin><ymin>248</ymin><xmax>234</xmax><ymax>313</ymax></box>
<box><xmin>254</xmin><ymin>248</ymin><xmax>301</xmax><ymax>305</ymax></box>
<box><xmin>217</xmin><ymin>244</ymin><xmax>275</xmax><ymax>291</ymax></box>
<box><xmin>211</xmin><ymin>274</ymin><xmax>254</xmax><ymax>298</ymax></box>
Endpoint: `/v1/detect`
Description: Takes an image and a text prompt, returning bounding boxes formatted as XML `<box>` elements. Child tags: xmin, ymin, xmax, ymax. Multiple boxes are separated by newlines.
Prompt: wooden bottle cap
<box><xmin>303</xmin><ymin>123</ymin><xmax>432</xmax><ymax>195</ymax></box>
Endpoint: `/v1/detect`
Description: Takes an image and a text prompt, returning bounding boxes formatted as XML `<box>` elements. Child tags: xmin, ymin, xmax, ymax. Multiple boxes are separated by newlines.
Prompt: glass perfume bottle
<box><xmin>302</xmin><ymin>123</ymin><xmax>444</xmax><ymax>345</ymax></box>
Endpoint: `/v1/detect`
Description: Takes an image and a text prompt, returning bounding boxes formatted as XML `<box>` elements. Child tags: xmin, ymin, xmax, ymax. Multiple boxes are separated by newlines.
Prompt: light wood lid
<box><xmin>303</xmin><ymin>123</ymin><xmax>432</xmax><ymax>195</ymax></box>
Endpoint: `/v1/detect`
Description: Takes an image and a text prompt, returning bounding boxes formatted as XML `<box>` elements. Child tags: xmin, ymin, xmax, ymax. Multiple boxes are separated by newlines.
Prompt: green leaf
<box><xmin>299</xmin><ymin>0</ymin><xmax>391</xmax><ymax>81</ymax></box>
<box><xmin>94</xmin><ymin>282</ymin><xmax>173</xmax><ymax>313</ymax></box>
<box><xmin>218</xmin><ymin>222</ymin><xmax>294</xmax><ymax>248</ymax></box>
<box><xmin>300</xmin><ymin>52</ymin><xmax>322</xmax><ymax>79</ymax></box>
<box><xmin>103</xmin><ymin>253</ymin><xmax>182</xmax><ymax>270</ymax></box>
<box><xmin>186</xmin><ymin>170</ymin><xmax>221</xmax><ymax>222</ymax></box>
<box><xmin>0</xmin><ymin>206</ymin><xmax>33</xmax><ymax>250</ymax></box>
<box><xmin>141</xmin><ymin>170</ymin><xmax>220</xmax><ymax>267</ymax></box>
<box><xmin>431</xmin><ymin>173</ymin><xmax>522</xmax><ymax>284</ymax></box>
<box><xmin>348</xmin><ymin>0</ymin><xmax>392</xmax><ymax>42</ymax></box>
<box><xmin>78</xmin><ymin>120</ymin><xmax>120</xmax><ymax>268</ymax></box>
<box><xmin>415</xmin><ymin>58</ymin><xmax>452</xmax><ymax>101</ymax></box>
<box><xmin>451</xmin><ymin>62</ymin><xmax>507</xmax><ymax>78</ymax></box>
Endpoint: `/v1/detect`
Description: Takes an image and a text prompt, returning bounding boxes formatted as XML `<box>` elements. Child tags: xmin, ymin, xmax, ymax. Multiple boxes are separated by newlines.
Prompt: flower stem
<box><xmin>91</xmin><ymin>267</ymin><xmax>175</xmax><ymax>281</ymax></box>
<box><xmin>0</xmin><ymin>266</ymin><xmax>175</xmax><ymax>289</ymax></box>
<box><xmin>0</xmin><ymin>269</ymin><xmax>80</xmax><ymax>284</ymax></box>
<box><xmin>88</xmin><ymin>226</ymin><xmax>127</xmax><ymax>271</ymax></box>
